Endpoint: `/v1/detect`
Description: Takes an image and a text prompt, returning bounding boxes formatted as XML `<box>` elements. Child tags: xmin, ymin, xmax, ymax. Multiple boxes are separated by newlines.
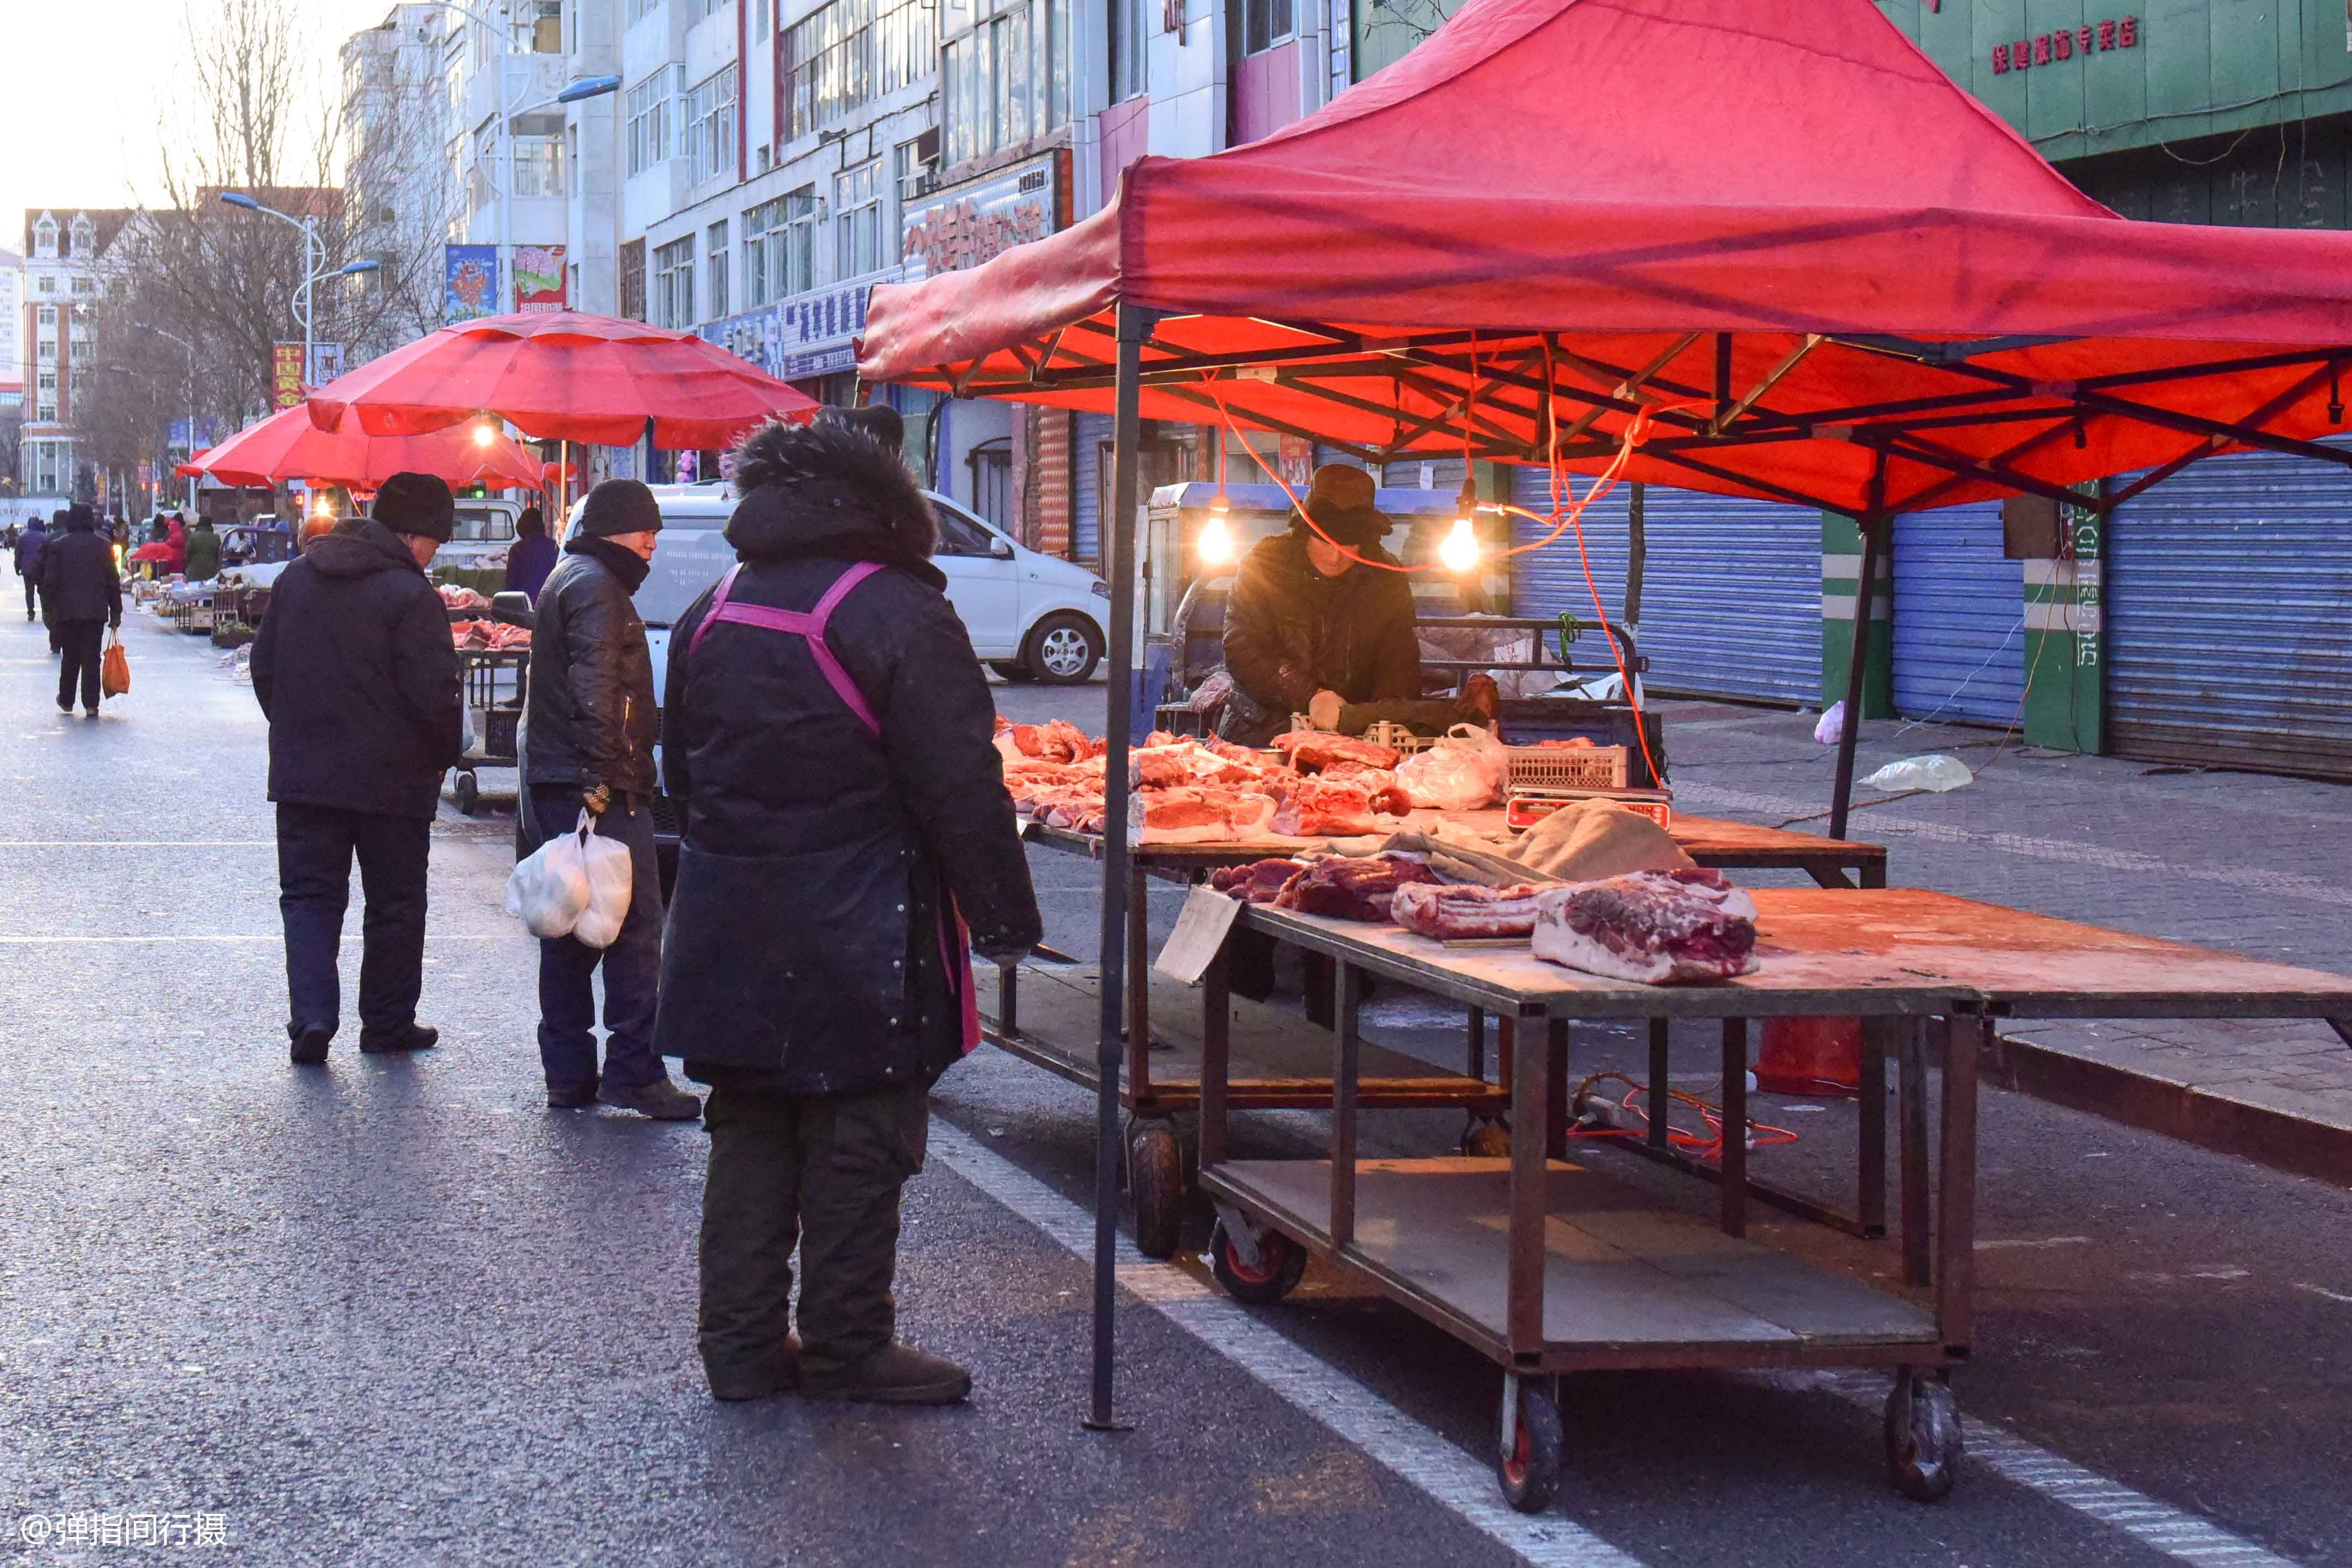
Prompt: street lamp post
<box><xmin>133</xmin><ymin>322</ymin><xmax>196</xmax><ymax>512</ymax></box>
<box><xmin>215</xmin><ymin>192</ymin><xmax>382</xmax><ymax>395</ymax></box>
<box><xmin>422</xmin><ymin>2</ymin><xmax>617</xmax><ymax>312</ymax></box>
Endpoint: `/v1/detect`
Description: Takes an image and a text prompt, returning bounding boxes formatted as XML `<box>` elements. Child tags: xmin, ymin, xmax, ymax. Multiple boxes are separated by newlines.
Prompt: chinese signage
<box><xmin>1992</xmin><ymin>15</ymin><xmax>2137</xmax><ymax>74</ymax></box>
<box><xmin>695</xmin><ymin>268</ymin><xmax>903</xmax><ymax>382</ymax></box>
<box><xmin>516</xmin><ymin>244</ymin><xmax>566</xmax><ymax>312</ymax></box>
<box><xmin>899</xmin><ymin>154</ymin><xmax>1057</xmax><ymax>283</ymax></box>
<box><xmin>272</xmin><ymin>342</ymin><xmax>304</xmax><ymax>410</ymax></box>
<box><xmin>308</xmin><ymin>342</ymin><xmax>344</xmax><ymax>388</ymax></box>
<box><xmin>444</xmin><ymin>244</ymin><xmax>499</xmax><ymax>322</ymax></box>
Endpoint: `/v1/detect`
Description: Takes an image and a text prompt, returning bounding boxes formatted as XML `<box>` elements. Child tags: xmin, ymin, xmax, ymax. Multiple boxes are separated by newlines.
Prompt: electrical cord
<box><xmin>1565</xmin><ymin>1069</ymin><xmax>1799</xmax><ymax>1160</ymax></box>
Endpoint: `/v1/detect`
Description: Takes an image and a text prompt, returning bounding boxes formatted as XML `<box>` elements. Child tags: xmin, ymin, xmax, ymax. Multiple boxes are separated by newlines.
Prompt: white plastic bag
<box><xmin>504</xmin><ymin>809</ymin><xmax>631</xmax><ymax>944</ymax></box>
<box><xmin>1861</xmin><ymin>753</ymin><xmax>1973</xmax><ymax>793</ymax></box>
<box><xmin>1397</xmin><ymin>723</ymin><xmax>1510</xmax><ymax>811</ymax></box>
<box><xmin>569</xmin><ymin>814</ymin><xmax>635</xmax><ymax>949</ymax></box>
<box><xmin>1813</xmin><ymin>701</ymin><xmax>1845</xmax><ymax>746</ymax></box>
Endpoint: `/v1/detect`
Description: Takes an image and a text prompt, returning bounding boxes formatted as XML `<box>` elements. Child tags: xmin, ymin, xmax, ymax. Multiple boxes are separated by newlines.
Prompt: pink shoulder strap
<box><xmin>684</xmin><ymin>560</ymin><xmax>887</xmax><ymax>735</ymax></box>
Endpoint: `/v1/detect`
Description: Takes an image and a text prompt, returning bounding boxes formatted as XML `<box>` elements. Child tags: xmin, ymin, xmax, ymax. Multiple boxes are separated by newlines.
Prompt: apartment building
<box><xmin>18</xmin><ymin>210</ymin><xmax>133</xmax><ymax>504</ymax></box>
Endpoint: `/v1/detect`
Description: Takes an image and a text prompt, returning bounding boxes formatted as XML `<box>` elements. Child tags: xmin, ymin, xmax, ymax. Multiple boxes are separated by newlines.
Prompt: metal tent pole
<box><xmin>1087</xmin><ymin>299</ymin><xmax>1149</xmax><ymax>1431</ymax></box>
<box><xmin>1828</xmin><ymin>512</ymin><xmax>1885</xmax><ymax>844</ymax></box>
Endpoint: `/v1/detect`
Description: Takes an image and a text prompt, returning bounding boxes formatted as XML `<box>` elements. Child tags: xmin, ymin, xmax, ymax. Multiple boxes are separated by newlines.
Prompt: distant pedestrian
<box><xmin>38</xmin><ymin>504</ymin><xmax>123</xmax><ymax>717</ymax></box>
<box><xmin>503</xmin><ymin>504</ymin><xmax>557</xmax><ymax>602</ymax></box>
<box><xmin>250</xmin><ymin>473</ymin><xmax>462</xmax><ymax>1066</ymax></box>
<box><xmin>183</xmin><ymin>516</ymin><xmax>221</xmax><ymax>581</ymax></box>
<box><xmin>517</xmin><ymin>479</ymin><xmax>700</xmax><ymax>1122</ymax></box>
<box><xmin>12</xmin><ymin>513</ymin><xmax>49</xmax><ymax>622</ymax></box>
<box><xmin>658</xmin><ymin>418</ymin><xmax>1040</xmax><ymax>1405</ymax></box>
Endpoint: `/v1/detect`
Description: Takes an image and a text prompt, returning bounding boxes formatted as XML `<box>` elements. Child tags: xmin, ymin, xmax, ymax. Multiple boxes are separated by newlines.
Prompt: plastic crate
<box><xmin>1506</xmin><ymin>743</ymin><xmax>1630</xmax><ymax>791</ymax></box>
<box><xmin>1495</xmin><ymin>697</ymin><xmax>1667</xmax><ymax>787</ymax></box>
<box><xmin>483</xmin><ymin>706</ymin><xmax>522</xmax><ymax>759</ymax></box>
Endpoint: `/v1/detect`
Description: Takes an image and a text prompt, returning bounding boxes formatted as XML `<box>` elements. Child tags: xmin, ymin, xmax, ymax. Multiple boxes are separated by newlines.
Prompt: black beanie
<box><xmin>578</xmin><ymin>478</ymin><xmax>663</xmax><ymax>538</ymax></box>
<box><xmin>816</xmin><ymin>403</ymin><xmax>906</xmax><ymax>452</ymax></box>
<box><xmin>372</xmin><ymin>472</ymin><xmax>456</xmax><ymax>541</ymax></box>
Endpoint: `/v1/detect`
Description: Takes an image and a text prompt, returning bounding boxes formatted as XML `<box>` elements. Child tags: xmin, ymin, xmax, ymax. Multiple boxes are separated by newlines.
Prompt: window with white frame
<box><xmin>783</xmin><ymin>187</ymin><xmax>818</xmax><ymax>296</ymax></box>
<box><xmin>706</xmin><ymin>220</ymin><xmax>730</xmax><ymax>318</ymax></box>
<box><xmin>941</xmin><ymin>0</ymin><xmax>1070</xmax><ymax>167</ymax></box>
<box><xmin>836</xmin><ymin>159</ymin><xmax>884</xmax><ymax>277</ymax></box>
<box><xmin>686</xmin><ymin>64</ymin><xmax>738</xmax><ymax>184</ymax></box>
<box><xmin>37</xmin><ymin>274</ymin><xmax>55</xmax><ymax>294</ymax></box>
<box><xmin>652</xmin><ymin>235</ymin><xmax>695</xmax><ymax>327</ymax></box>
<box><xmin>33</xmin><ymin>217</ymin><xmax>57</xmax><ymax>258</ymax></box>
<box><xmin>625</xmin><ymin>66</ymin><xmax>681</xmax><ymax>176</ymax></box>
<box><xmin>1110</xmin><ymin>0</ymin><xmax>1149</xmax><ymax>102</ymax></box>
<box><xmin>35</xmin><ymin>305</ymin><xmax>55</xmax><ymax>327</ymax></box>
<box><xmin>70</xmin><ymin>276</ymin><xmax>93</xmax><ymax>296</ymax></box>
<box><xmin>1242</xmin><ymin>0</ymin><xmax>1294</xmax><ymax>54</ymax></box>
<box><xmin>784</xmin><ymin>0</ymin><xmax>935</xmax><ymax>142</ymax></box>
<box><xmin>512</xmin><ymin>126</ymin><xmax>566</xmax><ymax>198</ymax></box>
<box><xmin>894</xmin><ymin>135</ymin><xmax>936</xmax><ymax>204</ymax></box>
<box><xmin>69</xmin><ymin>216</ymin><xmax>93</xmax><ymax>258</ymax></box>
<box><xmin>37</xmin><ymin>369</ymin><xmax>56</xmax><ymax>396</ymax></box>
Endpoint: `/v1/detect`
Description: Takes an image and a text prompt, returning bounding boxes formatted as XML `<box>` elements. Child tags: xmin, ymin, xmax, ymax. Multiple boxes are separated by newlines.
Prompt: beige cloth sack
<box><xmin>1504</xmin><ymin>800</ymin><xmax>1693</xmax><ymax>881</ymax></box>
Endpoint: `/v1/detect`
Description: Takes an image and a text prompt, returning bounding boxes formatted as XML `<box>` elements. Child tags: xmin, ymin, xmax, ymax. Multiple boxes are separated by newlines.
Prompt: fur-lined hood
<box><xmin>724</xmin><ymin>419</ymin><xmax>940</xmax><ymax>582</ymax></box>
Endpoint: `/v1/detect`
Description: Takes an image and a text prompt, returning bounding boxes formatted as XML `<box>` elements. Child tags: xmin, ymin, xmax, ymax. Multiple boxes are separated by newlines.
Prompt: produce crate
<box><xmin>1505</xmin><ymin>742</ymin><xmax>1630</xmax><ymax>791</ymax></box>
<box><xmin>483</xmin><ymin>706</ymin><xmax>521</xmax><ymax>759</ymax></box>
<box><xmin>1495</xmin><ymin>697</ymin><xmax>1667</xmax><ymax>787</ymax></box>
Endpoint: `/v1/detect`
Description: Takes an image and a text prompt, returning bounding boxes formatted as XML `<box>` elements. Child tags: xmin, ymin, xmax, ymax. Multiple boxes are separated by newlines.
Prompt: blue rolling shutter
<box><xmin>2108</xmin><ymin>443</ymin><xmax>2352</xmax><ymax>781</ymax></box>
<box><xmin>1510</xmin><ymin>471</ymin><xmax>1818</xmax><ymax>702</ymax></box>
<box><xmin>1891</xmin><ymin>504</ymin><xmax>2025</xmax><ymax>726</ymax></box>
<box><xmin>1072</xmin><ymin>413</ymin><xmax>1111</xmax><ymax>565</ymax></box>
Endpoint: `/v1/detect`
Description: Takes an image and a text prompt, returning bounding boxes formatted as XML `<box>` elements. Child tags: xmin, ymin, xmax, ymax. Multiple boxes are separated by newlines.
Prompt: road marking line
<box><xmin>0</xmin><ymin>840</ymin><xmax>276</xmax><ymax>847</ymax></box>
<box><xmin>0</xmin><ymin>933</ymin><xmax>525</xmax><ymax>944</ymax></box>
<box><xmin>926</xmin><ymin>1119</ymin><xmax>1653</xmax><ymax>1568</ymax></box>
<box><xmin>1975</xmin><ymin>1236</ymin><xmax>2093</xmax><ymax>1250</ymax></box>
<box><xmin>2294</xmin><ymin>1282</ymin><xmax>2352</xmax><ymax>1305</ymax></box>
<box><xmin>1793</xmin><ymin>1371</ymin><xmax>2302</xmax><ymax>1567</ymax></box>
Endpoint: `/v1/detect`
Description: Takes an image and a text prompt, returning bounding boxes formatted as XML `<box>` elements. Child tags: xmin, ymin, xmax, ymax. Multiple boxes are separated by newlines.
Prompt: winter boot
<box><xmin>289</xmin><ymin>1026</ymin><xmax>333</xmax><ymax>1066</ymax></box>
<box><xmin>359</xmin><ymin>1022</ymin><xmax>439</xmax><ymax>1055</ymax></box>
<box><xmin>597</xmin><ymin>1077</ymin><xmax>702</xmax><ymax>1121</ymax></box>
<box><xmin>546</xmin><ymin>1078</ymin><xmax>599</xmax><ymax>1109</ymax></box>
<box><xmin>803</xmin><ymin>1343</ymin><xmax>971</xmax><ymax>1406</ymax></box>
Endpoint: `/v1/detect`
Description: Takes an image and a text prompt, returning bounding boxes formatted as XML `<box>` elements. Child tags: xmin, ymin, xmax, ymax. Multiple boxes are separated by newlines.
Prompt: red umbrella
<box><xmin>192</xmin><ymin>403</ymin><xmax>545</xmax><ymax>490</ymax></box>
<box><xmin>174</xmin><ymin>449</ymin><xmax>210</xmax><ymax>478</ymax></box>
<box><xmin>306</xmin><ymin>310</ymin><xmax>820</xmax><ymax>451</ymax></box>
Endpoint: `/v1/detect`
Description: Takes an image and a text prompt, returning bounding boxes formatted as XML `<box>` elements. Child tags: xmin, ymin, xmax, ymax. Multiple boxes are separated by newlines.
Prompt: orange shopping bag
<box><xmin>101</xmin><ymin>631</ymin><xmax>130</xmax><ymax>699</ymax></box>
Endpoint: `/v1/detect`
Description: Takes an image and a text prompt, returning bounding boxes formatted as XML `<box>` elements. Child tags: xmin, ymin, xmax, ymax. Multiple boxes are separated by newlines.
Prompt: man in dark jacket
<box><xmin>183</xmin><ymin>517</ymin><xmax>222</xmax><ymax>581</ymax></box>
<box><xmin>503</xmin><ymin>505</ymin><xmax>557</xmax><ymax>601</ymax></box>
<box><xmin>39</xmin><ymin>506</ymin><xmax>123</xmax><ymax>716</ymax></box>
<box><xmin>12</xmin><ymin>514</ymin><xmax>49</xmax><ymax>622</ymax></box>
<box><xmin>251</xmin><ymin>473</ymin><xmax>462</xmax><ymax>1066</ymax></box>
<box><xmin>518</xmin><ymin>480</ymin><xmax>700</xmax><ymax>1121</ymax></box>
<box><xmin>657</xmin><ymin>418</ymin><xmax>1041</xmax><ymax>1406</ymax></box>
<box><xmin>1216</xmin><ymin>464</ymin><xmax>1425</xmax><ymax>745</ymax></box>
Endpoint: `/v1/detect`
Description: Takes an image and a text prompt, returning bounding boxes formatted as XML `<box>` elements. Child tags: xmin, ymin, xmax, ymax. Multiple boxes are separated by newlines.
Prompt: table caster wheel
<box><xmin>1885</xmin><ymin>1369</ymin><xmax>1963</xmax><ymax>1502</ymax></box>
<box><xmin>452</xmin><ymin>771</ymin><xmax>480</xmax><ymax>815</ymax></box>
<box><xmin>1127</xmin><ymin>1121</ymin><xmax>1184</xmax><ymax>1260</ymax></box>
<box><xmin>1462</xmin><ymin>1116</ymin><xmax>1512</xmax><ymax>1158</ymax></box>
<box><xmin>1209</xmin><ymin>1215</ymin><xmax>1305</xmax><ymax>1305</ymax></box>
<box><xmin>1497</xmin><ymin>1376</ymin><xmax>1564</xmax><ymax>1513</ymax></box>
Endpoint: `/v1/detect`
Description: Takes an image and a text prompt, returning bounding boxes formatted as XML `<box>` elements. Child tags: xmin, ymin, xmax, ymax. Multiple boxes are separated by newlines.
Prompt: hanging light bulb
<box><xmin>472</xmin><ymin>421</ymin><xmax>496</xmax><ymax>448</ymax></box>
<box><xmin>1441</xmin><ymin>475</ymin><xmax>1482</xmax><ymax>573</ymax></box>
<box><xmin>1197</xmin><ymin>506</ymin><xmax>1236</xmax><ymax>566</ymax></box>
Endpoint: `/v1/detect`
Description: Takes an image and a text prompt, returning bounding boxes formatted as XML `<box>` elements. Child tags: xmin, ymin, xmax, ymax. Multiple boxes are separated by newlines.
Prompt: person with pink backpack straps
<box><xmin>655</xmin><ymin>410</ymin><xmax>1040</xmax><ymax>1405</ymax></box>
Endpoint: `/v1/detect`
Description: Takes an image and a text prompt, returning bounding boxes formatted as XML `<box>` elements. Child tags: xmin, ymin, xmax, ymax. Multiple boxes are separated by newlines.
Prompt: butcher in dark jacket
<box><xmin>503</xmin><ymin>505</ymin><xmax>557</xmax><ymax>601</ymax></box>
<box><xmin>658</xmin><ymin>414</ymin><xmax>1040</xmax><ymax>1407</ymax></box>
<box><xmin>1216</xmin><ymin>463</ymin><xmax>1424</xmax><ymax>745</ymax></box>
<box><xmin>13</xmin><ymin>514</ymin><xmax>48</xmax><ymax>621</ymax></box>
<box><xmin>516</xmin><ymin>480</ymin><xmax>699</xmax><ymax>1121</ymax></box>
<box><xmin>251</xmin><ymin>473</ymin><xmax>462</xmax><ymax>1066</ymax></box>
<box><xmin>39</xmin><ymin>505</ymin><xmax>123</xmax><ymax>716</ymax></box>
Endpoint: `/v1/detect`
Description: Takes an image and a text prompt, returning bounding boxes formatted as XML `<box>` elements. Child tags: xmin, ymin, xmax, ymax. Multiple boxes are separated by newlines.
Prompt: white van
<box><xmin>562</xmin><ymin>479</ymin><xmax>1110</xmax><ymax>697</ymax></box>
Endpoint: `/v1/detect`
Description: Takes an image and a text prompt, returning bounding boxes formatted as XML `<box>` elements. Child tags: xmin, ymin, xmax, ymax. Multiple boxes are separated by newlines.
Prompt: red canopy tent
<box><xmin>858</xmin><ymin>0</ymin><xmax>2352</xmax><ymax>1429</ymax></box>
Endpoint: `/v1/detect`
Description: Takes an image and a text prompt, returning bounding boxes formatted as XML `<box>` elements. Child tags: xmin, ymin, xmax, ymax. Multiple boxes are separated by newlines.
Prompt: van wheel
<box><xmin>1026</xmin><ymin>613</ymin><xmax>1102</xmax><ymax>685</ymax></box>
<box><xmin>990</xmin><ymin>661</ymin><xmax>1036</xmax><ymax>683</ymax></box>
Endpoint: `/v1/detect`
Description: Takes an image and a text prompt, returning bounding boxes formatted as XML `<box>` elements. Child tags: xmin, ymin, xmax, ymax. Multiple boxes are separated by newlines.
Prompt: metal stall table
<box><xmin>451</xmin><ymin>649</ymin><xmax>529</xmax><ymax>814</ymax></box>
<box><xmin>988</xmin><ymin>811</ymin><xmax>1885</xmax><ymax>1257</ymax></box>
<box><xmin>1194</xmin><ymin>887</ymin><xmax>2352</xmax><ymax>1509</ymax></box>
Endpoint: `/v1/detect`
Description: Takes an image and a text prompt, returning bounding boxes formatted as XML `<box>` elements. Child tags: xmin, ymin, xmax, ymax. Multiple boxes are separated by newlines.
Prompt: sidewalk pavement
<box><xmin>1657</xmin><ymin>697</ymin><xmax>2352</xmax><ymax>1185</ymax></box>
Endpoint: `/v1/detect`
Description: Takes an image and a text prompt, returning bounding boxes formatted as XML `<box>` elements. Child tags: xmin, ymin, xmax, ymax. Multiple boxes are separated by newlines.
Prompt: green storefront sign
<box><xmin>2021</xmin><ymin>493</ymin><xmax>2104</xmax><ymax>753</ymax></box>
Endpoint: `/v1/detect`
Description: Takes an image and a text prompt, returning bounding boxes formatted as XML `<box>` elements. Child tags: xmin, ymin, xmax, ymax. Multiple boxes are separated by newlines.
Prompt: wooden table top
<box><xmin>1024</xmin><ymin>810</ymin><xmax>1884</xmax><ymax>873</ymax></box>
<box><xmin>1239</xmin><ymin>887</ymin><xmax>2352</xmax><ymax>1023</ymax></box>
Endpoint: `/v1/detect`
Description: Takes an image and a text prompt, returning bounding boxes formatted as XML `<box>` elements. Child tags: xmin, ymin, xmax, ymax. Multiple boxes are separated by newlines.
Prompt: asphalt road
<box><xmin>1</xmin><ymin>613</ymin><xmax>2347</xmax><ymax>1567</ymax></box>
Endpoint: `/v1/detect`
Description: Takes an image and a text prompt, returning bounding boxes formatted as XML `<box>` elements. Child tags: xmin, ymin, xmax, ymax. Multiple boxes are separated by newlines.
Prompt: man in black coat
<box><xmin>1215</xmin><ymin>463</ymin><xmax>1425</xmax><ymax>745</ymax></box>
<box><xmin>13</xmin><ymin>514</ymin><xmax>50</xmax><ymax>622</ymax></box>
<box><xmin>517</xmin><ymin>480</ymin><xmax>700</xmax><ymax>1121</ymax></box>
<box><xmin>657</xmin><ymin>418</ymin><xmax>1040</xmax><ymax>1406</ymax></box>
<box><xmin>251</xmin><ymin>473</ymin><xmax>463</xmax><ymax>1066</ymax></box>
<box><xmin>39</xmin><ymin>505</ymin><xmax>123</xmax><ymax>716</ymax></box>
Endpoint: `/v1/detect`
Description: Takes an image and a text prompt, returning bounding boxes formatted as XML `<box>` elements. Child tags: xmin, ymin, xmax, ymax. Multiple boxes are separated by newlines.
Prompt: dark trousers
<box><xmin>54</xmin><ymin>620</ymin><xmax>104</xmax><ymax>710</ymax></box>
<box><xmin>699</xmin><ymin>1081</ymin><xmax>929</xmax><ymax>1383</ymax></box>
<box><xmin>527</xmin><ymin>785</ymin><xmax>663</xmax><ymax>1093</ymax></box>
<box><xmin>21</xmin><ymin>575</ymin><xmax>36</xmax><ymax>618</ymax></box>
<box><xmin>276</xmin><ymin>801</ymin><xmax>431</xmax><ymax>1041</ymax></box>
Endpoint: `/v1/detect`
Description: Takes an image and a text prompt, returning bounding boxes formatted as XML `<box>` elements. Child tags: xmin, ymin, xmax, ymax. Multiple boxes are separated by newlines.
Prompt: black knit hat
<box><xmin>372</xmin><ymin>472</ymin><xmax>456</xmax><ymax>542</ymax></box>
<box><xmin>578</xmin><ymin>478</ymin><xmax>663</xmax><ymax>538</ymax></box>
<box><xmin>816</xmin><ymin>403</ymin><xmax>907</xmax><ymax>452</ymax></box>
